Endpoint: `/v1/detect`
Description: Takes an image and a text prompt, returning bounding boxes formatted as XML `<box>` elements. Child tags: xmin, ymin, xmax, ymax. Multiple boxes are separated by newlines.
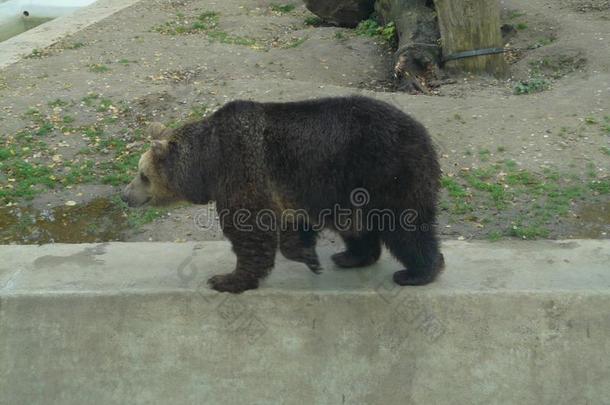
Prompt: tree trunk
<box><xmin>375</xmin><ymin>0</ymin><xmax>441</xmax><ymax>94</ymax></box>
<box><xmin>434</xmin><ymin>0</ymin><xmax>507</xmax><ymax>76</ymax></box>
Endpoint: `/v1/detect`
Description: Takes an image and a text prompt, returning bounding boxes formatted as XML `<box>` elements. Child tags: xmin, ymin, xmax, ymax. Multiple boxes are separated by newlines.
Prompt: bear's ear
<box><xmin>151</xmin><ymin>140</ymin><xmax>169</xmax><ymax>159</ymax></box>
<box><xmin>147</xmin><ymin>122</ymin><xmax>172</xmax><ymax>140</ymax></box>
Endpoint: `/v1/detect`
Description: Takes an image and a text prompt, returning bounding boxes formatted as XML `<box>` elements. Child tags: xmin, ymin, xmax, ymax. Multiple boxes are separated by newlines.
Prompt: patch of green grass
<box><xmin>198</xmin><ymin>11</ymin><xmax>219</xmax><ymax>20</ymax></box>
<box><xmin>585</xmin><ymin>116</ymin><xmax>598</xmax><ymax>125</ymax></box>
<box><xmin>452</xmin><ymin>201</ymin><xmax>474</xmax><ymax>215</ymax></box>
<box><xmin>127</xmin><ymin>207</ymin><xmax>167</xmax><ymax>228</ymax></box>
<box><xmin>1</xmin><ymin>121</ymin><xmax>151</xmax><ymax>204</ymax></box>
<box><xmin>487</xmin><ymin>230</ymin><xmax>503</xmax><ymax>242</ymax></box>
<box><xmin>88</xmin><ymin>64</ymin><xmax>110</xmax><ymax>73</ymax></box>
<box><xmin>513</xmin><ymin>77</ymin><xmax>550</xmax><ymax>95</ymax></box>
<box><xmin>437</xmin><ymin>161</ymin><xmax>602</xmax><ymax>240</ymax></box>
<box><xmin>453</xmin><ymin>113</ymin><xmax>466</xmax><ymax>124</ymax></box>
<box><xmin>62</xmin><ymin>161</ymin><xmax>96</xmax><ymax>185</ymax></box>
<box><xmin>65</xmin><ymin>42</ymin><xmax>85</xmax><ymax>50</ymax></box>
<box><xmin>334</xmin><ymin>31</ymin><xmax>345</xmax><ymax>40</ymax></box>
<box><xmin>24</xmin><ymin>107</ymin><xmax>40</xmax><ymax>117</ymax></box>
<box><xmin>82</xmin><ymin>93</ymin><xmax>100</xmax><ymax>106</ymax></box>
<box><xmin>188</xmin><ymin>104</ymin><xmax>209</xmax><ymax>120</ymax></box>
<box><xmin>356</xmin><ymin>19</ymin><xmax>380</xmax><ymax>36</ymax></box>
<box><xmin>529</xmin><ymin>36</ymin><xmax>556</xmax><ymax>49</ymax></box>
<box><xmin>510</xmin><ymin>224</ymin><xmax>549</xmax><ymax>239</ymax></box>
<box><xmin>504</xmin><ymin>159</ymin><xmax>518</xmax><ymax>171</ymax></box>
<box><xmin>283</xmin><ymin>36</ymin><xmax>308</xmax><ymax>48</ymax></box>
<box><xmin>153</xmin><ymin>11</ymin><xmax>261</xmax><ymax>47</ymax></box>
<box><xmin>48</xmin><ymin>99</ymin><xmax>69</xmax><ymax>108</ymax></box>
<box><xmin>506</xmin><ymin>170</ymin><xmax>539</xmax><ymax>186</ymax></box>
<box><xmin>589</xmin><ymin>179</ymin><xmax>610</xmax><ymax>194</ymax></box>
<box><xmin>600</xmin><ymin>146</ymin><xmax>610</xmax><ymax>156</ymax></box>
<box><xmin>543</xmin><ymin>169</ymin><xmax>561</xmax><ymax>181</ymax></box>
<box><xmin>441</xmin><ymin>176</ymin><xmax>469</xmax><ymax>198</ymax></box>
<box><xmin>207</xmin><ymin>30</ymin><xmax>258</xmax><ymax>46</ymax></box>
<box><xmin>355</xmin><ymin>19</ymin><xmax>397</xmax><ymax>48</ymax></box>
<box><xmin>507</xmin><ymin>10</ymin><xmax>526</xmax><ymax>20</ymax></box>
<box><xmin>100</xmin><ymin>159</ymin><xmax>138</xmax><ymax>186</ymax></box>
<box><xmin>0</xmin><ymin>161</ymin><xmax>55</xmax><ymax>201</ymax></box>
<box><xmin>83</xmin><ymin>126</ymin><xmax>104</xmax><ymax>142</ymax></box>
<box><xmin>103</xmin><ymin>116</ymin><xmax>119</xmax><ymax>124</ymax></box>
<box><xmin>97</xmin><ymin>140</ymin><xmax>146</xmax><ymax>186</ymax></box>
<box><xmin>464</xmin><ymin>168</ymin><xmax>507</xmax><ymax>208</ymax></box>
<box><xmin>601</xmin><ymin>117</ymin><xmax>610</xmax><ymax>134</ymax></box>
<box><xmin>165</xmin><ymin>119</ymin><xmax>181</xmax><ymax>129</ymax></box>
<box><xmin>154</xmin><ymin>11</ymin><xmax>219</xmax><ymax>35</ymax></box>
<box><xmin>304</xmin><ymin>16</ymin><xmax>323</xmax><ymax>26</ymax></box>
<box><xmin>516</xmin><ymin>22</ymin><xmax>528</xmax><ymax>30</ymax></box>
<box><xmin>35</xmin><ymin>122</ymin><xmax>54</xmax><ymax>137</ymax></box>
<box><xmin>26</xmin><ymin>49</ymin><xmax>45</xmax><ymax>58</ymax></box>
<box><xmin>0</xmin><ymin>148</ymin><xmax>11</xmax><ymax>160</ymax></box>
<box><xmin>378</xmin><ymin>21</ymin><xmax>397</xmax><ymax>47</ymax></box>
<box><xmin>587</xmin><ymin>162</ymin><xmax>597</xmax><ymax>178</ymax></box>
<box><xmin>99</xmin><ymin>138</ymin><xmax>127</xmax><ymax>153</ymax></box>
<box><xmin>97</xmin><ymin>99</ymin><xmax>114</xmax><ymax>112</ymax></box>
<box><xmin>271</xmin><ymin>3</ymin><xmax>295</xmax><ymax>13</ymax></box>
<box><xmin>478</xmin><ymin>148</ymin><xmax>491</xmax><ymax>162</ymax></box>
<box><xmin>20</xmin><ymin>108</ymin><xmax>55</xmax><ymax>137</ymax></box>
<box><xmin>529</xmin><ymin>54</ymin><xmax>586</xmax><ymax>79</ymax></box>
<box><xmin>111</xmin><ymin>196</ymin><xmax>167</xmax><ymax>229</ymax></box>
<box><xmin>62</xmin><ymin>116</ymin><xmax>75</xmax><ymax>124</ymax></box>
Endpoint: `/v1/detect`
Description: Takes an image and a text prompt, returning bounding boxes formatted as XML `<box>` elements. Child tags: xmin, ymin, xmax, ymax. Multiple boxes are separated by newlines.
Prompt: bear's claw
<box><xmin>208</xmin><ymin>273</ymin><xmax>259</xmax><ymax>293</ymax></box>
<box><xmin>306</xmin><ymin>262</ymin><xmax>323</xmax><ymax>274</ymax></box>
<box><xmin>331</xmin><ymin>252</ymin><xmax>377</xmax><ymax>268</ymax></box>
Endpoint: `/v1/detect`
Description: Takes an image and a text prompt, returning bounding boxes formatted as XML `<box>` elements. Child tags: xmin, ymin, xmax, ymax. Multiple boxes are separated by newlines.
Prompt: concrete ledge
<box><xmin>1</xmin><ymin>240</ymin><xmax>609</xmax><ymax>404</ymax></box>
<box><xmin>0</xmin><ymin>0</ymin><xmax>141</xmax><ymax>69</ymax></box>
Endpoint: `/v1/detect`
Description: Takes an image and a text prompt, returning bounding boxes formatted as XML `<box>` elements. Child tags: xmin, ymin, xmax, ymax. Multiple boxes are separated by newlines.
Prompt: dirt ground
<box><xmin>0</xmin><ymin>0</ymin><xmax>608</xmax><ymax>245</ymax></box>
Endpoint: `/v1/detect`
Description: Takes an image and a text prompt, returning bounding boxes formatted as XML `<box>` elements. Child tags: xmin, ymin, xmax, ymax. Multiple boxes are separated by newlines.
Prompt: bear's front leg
<box><xmin>208</xmin><ymin>223</ymin><xmax>277</xmax><ymax>293</ymax></box>
<box><xmin>279</xmin><ymin>227</ymin><xmax>321</xmax><ymax>274</ymax></box>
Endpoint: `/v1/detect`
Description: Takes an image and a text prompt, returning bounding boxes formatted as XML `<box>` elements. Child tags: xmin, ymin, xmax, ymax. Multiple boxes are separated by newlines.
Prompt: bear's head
<box><xmin>121</xmin><ymin>123</ymin><xmax>183</xmax><ymax>207</ymax></box>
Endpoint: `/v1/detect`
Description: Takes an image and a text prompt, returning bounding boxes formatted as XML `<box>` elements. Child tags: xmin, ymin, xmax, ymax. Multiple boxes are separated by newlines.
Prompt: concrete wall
<box><xmin>0</xmin><ymin>0</ymin><xmax>140</xmax><ymax>67</ymax></box>
<box><xmin>1</xmin><ymin>240</ymin><xmax>609</xmax><ymax>404</ymax></box>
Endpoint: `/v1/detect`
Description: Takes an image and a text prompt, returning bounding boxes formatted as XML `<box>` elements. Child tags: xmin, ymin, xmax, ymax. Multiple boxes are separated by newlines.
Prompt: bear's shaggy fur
<box><xmin>122</xmin><ymin>96</ymin><xmax>444</xmax><ymax>293</ymax></box>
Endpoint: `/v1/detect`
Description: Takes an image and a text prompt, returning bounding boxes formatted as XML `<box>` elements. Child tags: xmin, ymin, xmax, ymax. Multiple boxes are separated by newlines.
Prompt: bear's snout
<box><xmin>120</xmin><ymin>184</ymin><xmax>137</xmax><ymax>207</ymax></box>
<box><xmin>121</xmin><ymin>182</ymin><xmax>152</xmax><ymax>207</ymax></box>
<box><xmin>120</xmin><ymin>186</ymin><xmax>132</xmax><ymax>206</ymax></box>
<box><xmin>120</xmin><ymin>189</ymin><xmax>130</xmax><ymax>204</ymax></box>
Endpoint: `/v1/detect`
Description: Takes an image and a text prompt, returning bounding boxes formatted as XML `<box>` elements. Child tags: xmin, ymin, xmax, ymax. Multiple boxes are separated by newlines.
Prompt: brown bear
<box><xmin>122</xmin><ymin>96</ymin><xmax>444</xmax><ymax>293</ymax></box>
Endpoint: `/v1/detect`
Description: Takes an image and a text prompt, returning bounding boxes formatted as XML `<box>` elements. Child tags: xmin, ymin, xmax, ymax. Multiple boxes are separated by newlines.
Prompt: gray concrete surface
<box><xmin>1</xmin><ymin>240</ymin><xmax>609</xmax><ymax>404</ymax></box>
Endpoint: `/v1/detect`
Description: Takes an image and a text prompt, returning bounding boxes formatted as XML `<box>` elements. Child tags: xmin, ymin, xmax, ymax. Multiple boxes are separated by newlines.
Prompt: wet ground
<box><xmin>0</xmin><ymin>197</ymin><xmax>126</xmax><ymax>244</ymax></box>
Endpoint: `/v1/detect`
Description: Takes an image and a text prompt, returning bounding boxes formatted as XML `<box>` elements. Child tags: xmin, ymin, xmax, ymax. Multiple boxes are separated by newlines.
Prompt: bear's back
<box><xmin>254</xmin><ymin>96</ymin><xmax>438</xmax><ymax>209</ymax></box>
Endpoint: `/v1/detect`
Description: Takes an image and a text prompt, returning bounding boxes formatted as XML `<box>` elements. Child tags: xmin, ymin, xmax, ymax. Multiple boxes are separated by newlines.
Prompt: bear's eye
<box><xmin>140</xmin><ymin>173</ymin><xmax>150</xmax><ymax>183</ymax></box>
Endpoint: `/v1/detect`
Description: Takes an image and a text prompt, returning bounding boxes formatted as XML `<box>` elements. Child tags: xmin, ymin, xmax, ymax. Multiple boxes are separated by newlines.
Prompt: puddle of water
<box><xmin>0</xmin><ymin>197</ymin><xmax>129</xmax><ymax>244</ymax></box>
<box><xmin>570</xmin><ymin>201</ymin><xmax>610</xmax><ymax>238</ymax></box>
<box><xmin>0</xmin><ymin>16</ymin><xmax>54</xmax><ymax>42</ymax></box>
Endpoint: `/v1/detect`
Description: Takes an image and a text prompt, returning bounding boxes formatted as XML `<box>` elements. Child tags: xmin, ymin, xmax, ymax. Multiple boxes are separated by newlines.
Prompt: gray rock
<box><xmin>303</xmin><ymin>0</ymin><xmax>375</xmax><ymax>27</ymax></box>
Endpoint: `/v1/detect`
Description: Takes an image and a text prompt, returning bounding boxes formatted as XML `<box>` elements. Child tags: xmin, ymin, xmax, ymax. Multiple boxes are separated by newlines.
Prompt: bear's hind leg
<box><xmin>332</xmin><ymin>232</ymin><xmax>381</xmax><ymax>268</ymax></box>
<box><xmin>382</xmin><ymin>227</ymin><xmax>443</xmax><ymax>286</ymax></box>
<box><xmin>280</xmin><ymin>227</ymin><xmax>321</xmax><ymax>274</ymax></box>
<box><xmin>208</xmin><ymin>225</ymin><xmax>277</xmax><ymax>293</ymax></box>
